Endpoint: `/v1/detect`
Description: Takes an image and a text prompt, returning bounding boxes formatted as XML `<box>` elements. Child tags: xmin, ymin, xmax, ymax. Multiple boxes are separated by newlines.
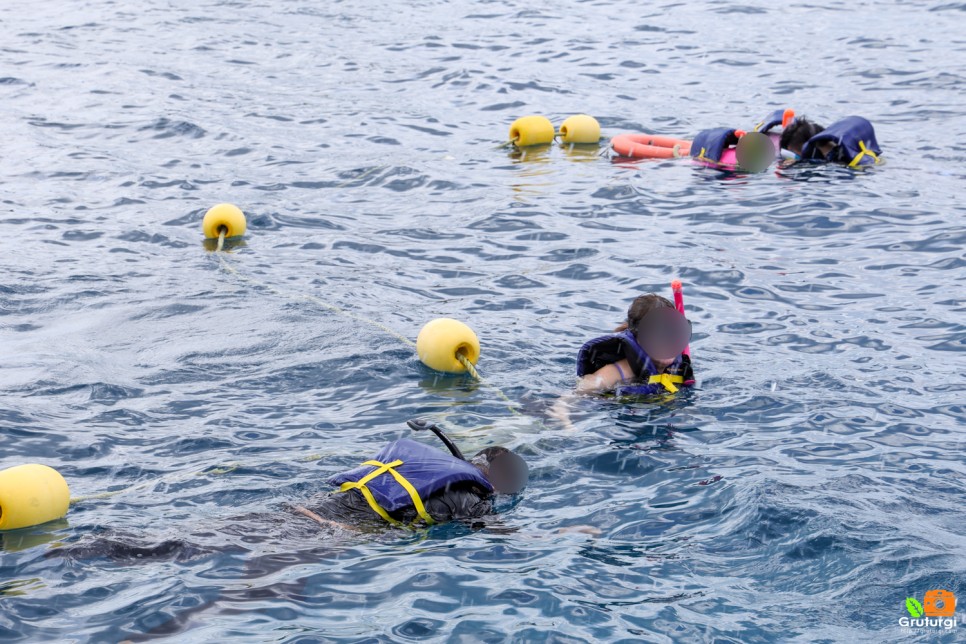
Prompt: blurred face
<box><xmin>471</xmin><ymin>449</ymin><xmax>528</xmax><ymax>494</ymax></box>
<box><xmin>635</xmin><ymin>307</ymin><xmax>691</xmax><ymax>364</ymax></box>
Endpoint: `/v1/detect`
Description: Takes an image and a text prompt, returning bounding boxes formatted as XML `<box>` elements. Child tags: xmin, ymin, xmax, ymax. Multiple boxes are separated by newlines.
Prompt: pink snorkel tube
<box><xmin>671</xmin><ymin>280</ymin><xmax>690</xmax><ymax>357</ymax></box>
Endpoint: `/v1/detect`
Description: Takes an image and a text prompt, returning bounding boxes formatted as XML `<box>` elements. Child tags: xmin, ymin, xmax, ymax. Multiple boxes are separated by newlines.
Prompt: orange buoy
<box><xmin>611</xmin><ymin>133</ymin><xmax>692</xmax><ymax>159</ymax></box>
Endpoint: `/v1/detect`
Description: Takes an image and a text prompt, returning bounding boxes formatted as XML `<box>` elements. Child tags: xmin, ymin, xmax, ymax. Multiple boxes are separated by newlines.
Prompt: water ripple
<box><xmin>1</xmin><ymin>0</ymin><xmax>964</xmax><ymax>641</ymax></box>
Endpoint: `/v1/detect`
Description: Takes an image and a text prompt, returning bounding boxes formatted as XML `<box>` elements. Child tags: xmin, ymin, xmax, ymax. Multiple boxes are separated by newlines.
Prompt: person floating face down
<box><xmin>779</xmin><ymin>116</ymin><xmax>882</xmax><ymax>167</ymax></box>
<box><xmin>293</xmin><ymin>420</ymin><xmax>529</xmax><ymax>531</ymax></box>
<box><xmin>575</xmin><ymin>294</ymin><xmax>695</xmax><ymax>396</ymax></box>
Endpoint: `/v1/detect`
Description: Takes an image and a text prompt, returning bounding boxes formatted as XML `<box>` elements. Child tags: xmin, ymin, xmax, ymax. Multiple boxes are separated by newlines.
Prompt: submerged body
<box><xmin>295</xmin><ymin>426</ymin><xmax>527</xmax><ymax>531</ymax></box>
<box><xmin>302</xmin><ymin>480</ymin><xmax>494</xmax><ymax>529</ymax></box>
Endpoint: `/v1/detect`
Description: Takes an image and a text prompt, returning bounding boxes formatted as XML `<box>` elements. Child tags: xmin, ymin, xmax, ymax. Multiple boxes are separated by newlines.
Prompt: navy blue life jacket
<box><xmin>576</xmin><ymin>330</ymin><xmax>694</xmax><ymax>396</ymax></box>
<box><xmin>754</xmin><ymin>109</ymin><xmax>787</xmax><ymax>135</ymax></box>
<box><xmin>690</xmin><ymin>127</ymin><xmax>740</xmax><ymax>164</ymax></box>
<box><xmin>329</xmin><ymin>439</ymin><xmax>493</xmax><ymax>524</ymax></box>
<box><xmin>801</xmin><ymin>116</ymin><xmax>881</xmax><ymax>167</ymax></box>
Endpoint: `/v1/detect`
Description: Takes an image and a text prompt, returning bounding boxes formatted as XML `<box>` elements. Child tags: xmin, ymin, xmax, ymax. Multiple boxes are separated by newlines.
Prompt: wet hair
<box><xmin>614</xmin><ymin>293</ymin><xmax>674</xmax><ymax>333</ymax></box>
<box><xmin>471</xmin><ymin>447</ymin><xmax>528</xmax><ymax>494</ymax></box>
<box><xmin>779</xmin><ymin>117</ymin><xmax>825</xmax><ymax>155</ymax></box>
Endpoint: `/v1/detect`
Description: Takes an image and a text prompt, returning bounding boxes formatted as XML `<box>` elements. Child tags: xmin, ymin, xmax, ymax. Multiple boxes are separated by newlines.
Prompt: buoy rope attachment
<box><xmin>455</xmin><ymin>351</ymin><xmax>479</xmax><ymax>380</ymax></box>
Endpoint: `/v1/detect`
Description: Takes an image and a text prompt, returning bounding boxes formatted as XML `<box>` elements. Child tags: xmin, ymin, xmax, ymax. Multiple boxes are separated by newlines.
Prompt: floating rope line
<box><xmin>456</xmin><ymin>352</ymin><xmax>521</xmax><ymax>415</ymax></box>
<box><xmin>68</xmin><ymin>465</ymin><xmax>233</xmax><ymax>505</ymax></box>
<box><xmin>455</xmin><ymin>352</ymin><xmax>479</xmax><ymax>380</ymax></box>
<box><xmin>212</xmin><ymin>249</ymin><xmax>523</xmax><ymax>415</ymax></box>
<box><xmin>67</xmin><ymin>451</ymin><xmax>333</xmax><ymax>506</ymax></box>
<box><xmin>214</xmin><ymin>249</ymin><xmax>416</xmax><ymax>349</ymax></box>
<box><xmin>201</xmin><ymin>202</ymin><xmax>522</xmax><ymax>415</ymax></box>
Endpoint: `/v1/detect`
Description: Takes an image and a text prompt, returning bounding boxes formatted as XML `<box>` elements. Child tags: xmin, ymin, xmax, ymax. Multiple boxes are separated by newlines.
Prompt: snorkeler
<box><xmin>575</xmin><ymin>293</ymin><xmax>694</xmax><ymax>396</ymax></box>
<box><xmin>779</xmin><ymin>115</ymin><xmax>881</xmax><ymax>167</ymax></box>
<box><xmin>292</xmin><ymin>419</ymin><xmax>528</xmax><ymax>530</ymax></box>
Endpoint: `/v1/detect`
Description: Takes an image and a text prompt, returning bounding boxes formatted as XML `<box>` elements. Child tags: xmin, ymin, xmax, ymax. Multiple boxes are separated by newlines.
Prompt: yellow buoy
<box><xmin>0</xmin><ymin>464</ymin><xmax>70</xmax><ymax>531</ymax></box>
<box><xmin>416</xmin><ymin>318</ymin><xmax>480</xmax><ymax>374</ymax></box>
<box><xmin>558</xmin><ymin>114</ymin><xmax>601</xmax><ymax>144</ymax></box>
<box><xmin>508</xmin><ymin>116</ymin><xmax>555</xmax><ymax>147</ymax></box>
<box><xmin>202</xmin><ymin>203</ymin><xmax>247</xmax><ymax>240</ymax></box>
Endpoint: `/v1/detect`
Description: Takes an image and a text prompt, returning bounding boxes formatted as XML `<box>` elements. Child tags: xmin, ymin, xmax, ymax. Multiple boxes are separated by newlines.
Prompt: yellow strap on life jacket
<box><xmin>648</xmin><ymin>373</ymin><xmax>684</xmax><ymax>393</ymax></box>
<box><xmin>339</xmin><ymin>459</ymin><xmax>435</xmax><ymax>526</ymax></box>
<box><xmin>848</xmin><ymin>140</ymin><xmax>880</xmax><ymax>168</ymax></box>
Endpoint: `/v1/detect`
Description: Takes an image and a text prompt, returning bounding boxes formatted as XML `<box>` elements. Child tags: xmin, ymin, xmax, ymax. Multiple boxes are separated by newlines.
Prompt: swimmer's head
<box><xmin>623</xmin><ymin>293</ymin><xmax>675</xmax><ymax>332</ymax></box>
<box><xmin>636</xmin><ymin>307</ymin><xmax>692</xmax><ymax>361</ymax></box>
<box><xmin>620</xmin><ymin>294</ymin><xmax>691</xmax><ymax>364</ymax></box>
<box><xmin>779</xmin><ymin>117</ymin><xmax>825</xmax><ymax>156</ymax></box>
<box><xmin>471</xmin><ymin>447</ymin><xmax>529</xmax><ymax>494</ymax></box>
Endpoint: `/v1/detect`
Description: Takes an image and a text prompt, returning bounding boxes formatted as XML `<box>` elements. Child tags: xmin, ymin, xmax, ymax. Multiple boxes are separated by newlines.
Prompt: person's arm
<box><xmin>289</xmin><ymin>504</ymin><xmax>355</xmax><ymax>531</ymax></box>
<box><xmin>547</xmin><ymin>395</ymin><xmax>578</xmax><ymax>432</ymax></box>
<box><xmin>549</xmin><ymin>359</ymin><xmax>633</xmax><ymax>431</ymax></box>
<box><xmin>575</xmin><ymin>359</ymin><xmax>631</xmax><ymax>394</ymax></box>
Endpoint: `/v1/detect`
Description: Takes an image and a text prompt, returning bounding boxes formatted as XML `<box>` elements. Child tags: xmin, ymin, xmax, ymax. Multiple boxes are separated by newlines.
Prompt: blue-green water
<box><xmin>1</xmin><ymin>0</ymin><xmax>964</xmax><ymax>641</ymax></box>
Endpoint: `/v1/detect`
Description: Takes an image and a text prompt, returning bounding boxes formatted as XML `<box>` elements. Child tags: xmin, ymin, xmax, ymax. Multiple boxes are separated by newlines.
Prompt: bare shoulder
<box><xmin>575</xmin><ymin>360</ymin><xmax>629</xmax><ymax>394</ymax></box>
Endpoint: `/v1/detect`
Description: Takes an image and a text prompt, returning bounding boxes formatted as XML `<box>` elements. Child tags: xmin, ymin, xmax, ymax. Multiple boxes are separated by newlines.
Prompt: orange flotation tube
<box><xmin>611</xmin><ymin>134</ymin><xmax>692</xmax><ymax>159</ymax></box>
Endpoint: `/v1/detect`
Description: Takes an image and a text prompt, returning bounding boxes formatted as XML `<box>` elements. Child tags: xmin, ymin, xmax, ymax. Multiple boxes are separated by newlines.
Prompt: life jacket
<box><xmin>576</xmin><ymin>330</ymin><xmax>694</xmax><ymax>396</ymax></box>
<box><xmin>328</xmin><ymin>439</ymin><xmax>493</xmax><ymax>526</ymax></box>
<box><xmin>801</xmin><ymin>116</ymin><xmax>881</xmax><ymax>167</ymax></box>
<box><xmin>753</xmin><ymin>109</ymin><xmax>787</xmax><ymax>135</ymax></box>
<box><xmin>752</xmin><ymin>109</ymin><xmax>795</xmax><ymax>160</ymax></box>
<box><xmin>690</xmin><ymin>127</ymin><xmax>741</xmax><ymax>164</ymax></box>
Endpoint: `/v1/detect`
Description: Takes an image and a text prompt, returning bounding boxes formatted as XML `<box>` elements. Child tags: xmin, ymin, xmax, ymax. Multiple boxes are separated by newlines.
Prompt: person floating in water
<box><xmin>575</xmin><ymin>293</ymin><xmax>695</xmax><ymax>396</ymax></box>
<box><xmin>779</xmin><ymin>115</ymin><xmax>882</xmax><ymax>167</ymax></box>
<box><xmin>292</xmin><ymin>419</ymin><xmax>528</xmax><ymax>530</ymax></box>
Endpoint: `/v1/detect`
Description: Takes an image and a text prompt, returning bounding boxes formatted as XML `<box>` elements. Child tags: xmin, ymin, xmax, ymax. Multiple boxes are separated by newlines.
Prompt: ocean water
<box><xmin>1</xmin><ymin>0</ymin><xmax>965</xmax><ymax>641</ymax></box>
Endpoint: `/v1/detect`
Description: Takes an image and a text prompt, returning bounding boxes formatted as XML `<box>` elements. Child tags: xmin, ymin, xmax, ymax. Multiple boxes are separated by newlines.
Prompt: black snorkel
<box><xmin>407</xmin><ymin>418</ymin><xmax>465</xmax><ymax>461</ymax></box>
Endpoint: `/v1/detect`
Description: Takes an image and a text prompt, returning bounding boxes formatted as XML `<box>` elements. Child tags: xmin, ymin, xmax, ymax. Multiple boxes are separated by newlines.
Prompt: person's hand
<box><xmin>289</xmin><ymin>504</ymin><xmax>354</xmax><ymax>531</ymax></box>
<box><xmin>557</xmin><ymin>525</ymin><xmax>602</xmax><ymax>536</ymax></box>
<box><xmin>548</xmin><ymin>397</ymin><xmax>578</xmax><ymax>433</ymax></box>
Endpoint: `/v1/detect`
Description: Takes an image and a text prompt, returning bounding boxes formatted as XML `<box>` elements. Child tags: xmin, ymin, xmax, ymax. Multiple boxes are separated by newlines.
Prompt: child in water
<box><xmin>549</xmin><ymin>293</ymin><xmax>694</xmax><ymax>431</ymax></box>
<box><xmin>576</xmin><ymin>293</ymin><xmax>694</xmax><ymax>396</ymax></box>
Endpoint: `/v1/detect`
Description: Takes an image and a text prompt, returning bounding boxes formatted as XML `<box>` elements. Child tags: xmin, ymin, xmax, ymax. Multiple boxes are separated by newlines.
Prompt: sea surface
<box><xmin>1</xmin><ymin>0</ymin><xmax>965</xmax><ymax>642</ymax></box>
